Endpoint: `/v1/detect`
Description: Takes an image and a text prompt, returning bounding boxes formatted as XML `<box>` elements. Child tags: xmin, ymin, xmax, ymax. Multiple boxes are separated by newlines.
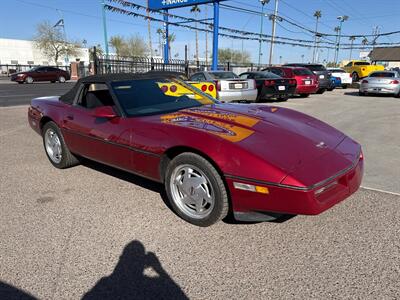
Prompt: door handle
<box><xmin>66</xmin><ymin>115</ymin><xmax>74</xmax><ymax>120</ymax></box>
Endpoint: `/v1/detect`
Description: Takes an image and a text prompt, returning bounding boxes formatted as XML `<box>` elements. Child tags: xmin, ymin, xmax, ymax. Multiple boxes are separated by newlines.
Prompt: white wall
<box><xmin>0</xmin><ymin>38</ymin><xmax>89</xmax><ymax>65</ymax></box>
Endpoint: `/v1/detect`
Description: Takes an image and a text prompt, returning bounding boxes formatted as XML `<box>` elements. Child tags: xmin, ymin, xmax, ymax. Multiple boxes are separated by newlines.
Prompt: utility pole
<box><xmin>349</xmin><ymin>36</ymin><xmax>355</xmax><ymax>60</ymax></box>
<box><xmin>268</xmin><ymin>0</ymin><xmax>279</xmax><ymax>66</ymax></box>
<box><xmin>147</xmin><ymin>0</ymin><xmax>153</xmax><ymax>57</ymax></box>
<box><xmin>101</xmin><ymin>0</ymin><xmax>109</xmax><ymax>59</ymax></box>
<box><xmin>312</xmin><ymin>10</ymin><xmax>321</xmax><ymax>63</ymax></box>
<box><xmin>334</xmin><ymin>15</ymin><xmax>348</xmax><ymax>66</ymax></box>
<box><xmin>258</xmin><ymin>0</ymin><xmax>269</xmax><ymax>67</ymax></box>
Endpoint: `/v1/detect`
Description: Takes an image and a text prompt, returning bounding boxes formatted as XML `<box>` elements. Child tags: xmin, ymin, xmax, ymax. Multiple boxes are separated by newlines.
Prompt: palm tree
<box><xmin>156</xmin><ymin>28</ymin><xmax>164</xmax><ymax>57</ymax></box>
<box><xmin>190</xmin><ymin>5</ymin><xmax>201</xmax><ymax>61</ymax></box>
<box><xmin>168</xmin><ymin>33</ymin><xmax>176</xmax><ymax>60</ymax></box>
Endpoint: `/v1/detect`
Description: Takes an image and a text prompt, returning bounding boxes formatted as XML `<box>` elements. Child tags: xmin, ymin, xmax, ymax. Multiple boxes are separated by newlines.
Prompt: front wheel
<box><xmin>165</xmin><ymin>153</ymin><xmax>229</xmax><ymax>227</ymax></box>
<box><xmin>42</xmin><ymin>121</ymin><xmax>80</xmax><ymax>169</ymax></box>
<box><xmin>25</xmin><ymin>76</ymin><xmax>33</xmax><ymax>84</ymax></box>
<box><xmin>352</xmin><ymin>72</ymin><xmax>359</xmax><ymax>82</ymax></box>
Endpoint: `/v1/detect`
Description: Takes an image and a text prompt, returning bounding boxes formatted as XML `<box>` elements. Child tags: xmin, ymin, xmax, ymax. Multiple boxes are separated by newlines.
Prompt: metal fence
<box><xmin>94</xmin><ymin>52</ymin><xmax>264</xmax><ymax>77</ymax></box>
<box><xmin>0</xmin><ymin>64</ymin><xmax>70</xmax><ymax>77</ymax></box>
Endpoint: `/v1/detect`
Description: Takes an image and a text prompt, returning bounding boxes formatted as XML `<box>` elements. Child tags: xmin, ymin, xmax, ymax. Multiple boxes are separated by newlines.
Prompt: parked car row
<box><xmin>189</xmin><ymin>63</ymin><xmax>352</xmax><ymax>103</ymax></box>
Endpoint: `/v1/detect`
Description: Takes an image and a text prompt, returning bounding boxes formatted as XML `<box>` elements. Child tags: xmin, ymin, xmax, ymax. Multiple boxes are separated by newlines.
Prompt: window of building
<box><xmin>11</xmin><ymin>60</ymin><xmax>18</xmax><ymax>65</ymax></box>
<box><xmin>27</xmin><ymin>61</ymin><xmax>34</xmax><ymax>65</ymax></box>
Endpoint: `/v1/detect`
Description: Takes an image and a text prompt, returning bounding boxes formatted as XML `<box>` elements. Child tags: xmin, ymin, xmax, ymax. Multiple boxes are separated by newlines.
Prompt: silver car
<box><xmin>359</xmin><ymin>71</ymin><xmax>400</xmax><ymax>97</ymax></box>
<box><xmin>190</xmin><ymin>71</ymin><xmax>258</xmax><ymax>102</ymax></box>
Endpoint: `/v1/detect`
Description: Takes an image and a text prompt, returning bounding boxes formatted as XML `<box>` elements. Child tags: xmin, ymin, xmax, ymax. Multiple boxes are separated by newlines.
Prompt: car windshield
<box><xmin>111</xmin><ymin>78</ymin><xmax>216</xmax><ymax>117</ymax></box>
<box><xmin>209</xmin><ymin>72</ymin><xmax>239</xmax><ymax>79</ymax></box>
<box><xmin>293</xmin><ymin>68</ymin><xmax>313</xmax><ymax>76</ymax></box>
<box><xmin>354</xmin><ymin>62</ymin><xmax>370</xmax><ymax>66</ymax></box>
<box><xmin>329</xmin><ymin>69</ymin><xmax>345</xmax><ymax>73</ymax></box>
<box><xmin>259</xmin><ymin>72</ymin><xmax>281</xmax><ymax>78</ymax></box>
<box><xmin>369</xmin><ymin>72</ymin><xmax>395</xmax><ymax>78</ymax></box>
<box><xmin>307</xmin><ymin>65</ymin><xmax>326</xmax><ymax>71</ymax></box>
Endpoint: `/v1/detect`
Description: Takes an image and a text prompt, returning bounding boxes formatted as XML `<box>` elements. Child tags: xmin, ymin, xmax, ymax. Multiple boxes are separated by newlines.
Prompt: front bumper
<box><xmin>218</xmin><ymin>89</ymin><xmax>258</xmax><ymax>102</ymax></box>
<box><xmin>226</xmin><ymin>155</ymin><xmax>364</xmax><ymax>220</ymax></box>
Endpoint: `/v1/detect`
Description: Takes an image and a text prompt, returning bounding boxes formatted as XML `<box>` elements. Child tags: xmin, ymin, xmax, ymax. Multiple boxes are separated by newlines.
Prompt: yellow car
<box><xmin>343</xmin><ymin>60</ymin><xmax>384</xmax><ymax>82</ymax></box>
<box><xmin>149</xmin><ymin>71</ymin><xmax>217</xmax><ymax>99</ymax></box>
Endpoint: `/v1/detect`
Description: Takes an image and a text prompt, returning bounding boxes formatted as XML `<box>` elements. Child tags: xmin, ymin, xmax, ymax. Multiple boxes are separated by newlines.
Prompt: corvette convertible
<box><xmin>28</xmin><ymin>73</ymin><xmax>364</xmax><ymax>227</ymax></box>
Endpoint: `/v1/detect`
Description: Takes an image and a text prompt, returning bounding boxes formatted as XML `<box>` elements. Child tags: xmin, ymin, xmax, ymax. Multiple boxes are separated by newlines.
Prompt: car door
<box><xmin>61</xmin><ymin>83</ymin><xmax>133</xmax><ymax>170</ymax></box>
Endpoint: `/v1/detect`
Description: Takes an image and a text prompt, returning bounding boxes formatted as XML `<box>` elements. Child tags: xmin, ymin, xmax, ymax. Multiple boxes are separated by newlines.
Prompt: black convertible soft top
<box><xmin>59</xmin><ymin>72</ymin><xmax>180</xmax><ymax>104</ymax></box>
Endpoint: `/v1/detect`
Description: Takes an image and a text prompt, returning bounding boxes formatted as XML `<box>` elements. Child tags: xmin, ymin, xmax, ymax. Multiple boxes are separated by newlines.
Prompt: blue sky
<box><xmin>1</xmin><ymin>0</ymin><xmax>399</xmax><ymax>64</ymax></box>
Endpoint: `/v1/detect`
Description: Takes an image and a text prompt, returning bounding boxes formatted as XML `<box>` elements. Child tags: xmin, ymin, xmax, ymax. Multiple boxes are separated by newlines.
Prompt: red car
<box><xmin>11</xmin><ymin>66</ymin><xmax>70</xmax><ymax>84</ymax></box>
<box><xmin>28</xmin><ymin>73</ymin><xmax>363</xmax><ymax>227</ymax></box>
<box><xmin>263</xmin><ymin>66</ymin><xmax>319</xmax><ymax>97</ymax></box>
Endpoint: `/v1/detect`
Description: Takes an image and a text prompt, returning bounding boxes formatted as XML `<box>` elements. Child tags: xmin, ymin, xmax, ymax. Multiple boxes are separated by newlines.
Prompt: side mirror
<box><xmin>92</xmin><ymin>106</ymin><xmax>117</xmax><ymax>119</ymax></box>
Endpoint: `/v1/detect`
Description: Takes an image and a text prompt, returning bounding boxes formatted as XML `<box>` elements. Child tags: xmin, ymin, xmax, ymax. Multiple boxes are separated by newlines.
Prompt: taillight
<box><xmin>349</xmin><ymin>73</ymin><xmax>352</xmax><ymax>77</ymax></box>
<box><xmin>361</xmin><ymin>80</ymin><xmax>368</xmax><ymax>84</ymax></box>
<box><xmin>161</xmin><ymin>85</ymin><xmax>168</xmax><ymax>93</ymax></box>
<box><xmin>208</xmin><ymin>84</ymin><xmax>214</xmax><ymax>92</ymax></box>
<box><xmin>389</xmin><ymin>80</ymin><xmax>399</xmax><ymax>84</ymax></box>
<box><xmin>362</xmin><ymin>68</ymin><xmax>366</xmax><ymax>71</ymax></box>
<box><xmin>201</xmin><ymin>84</ymin><xmax>207</xmax><ymax>92</ymax></box>
<box><xmin>359</xmin><ymin>150</ymin><xmax>364</xmax><ymax>160</ymax></box>
<box><xmin>264</xmin><ymin>80</ymin><xmax>275</xmax><ymax>86</ymax></box>
<box><xmin>170</xmin><ymin>85</ymin><xmax>177</xmax><ymax>92</ymax></box>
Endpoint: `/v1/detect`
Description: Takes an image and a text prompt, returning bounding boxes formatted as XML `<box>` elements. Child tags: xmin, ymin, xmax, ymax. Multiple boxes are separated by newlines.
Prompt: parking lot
<box><xmin>1</xmin><ymin>84</ymin><xmax>399</xmax><ymax>299</ymax></box>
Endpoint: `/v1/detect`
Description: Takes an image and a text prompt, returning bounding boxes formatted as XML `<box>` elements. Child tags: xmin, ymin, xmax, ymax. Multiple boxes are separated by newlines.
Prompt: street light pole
<box><xmin>312</xmin><ymin>10</ymin><xmax>321</xmax><ymax>63</ymax></box>
<box><xmin>268</xmin><ymin>0</ymin><xmax>279</xmax><ymax>66</ymax></box>
<box><xmin>349</xmin><ymin>36</ymin><xmax>355</xmax><ymax>60</ymax></box>
<box><xmin>101</xmin><ymin>0</ymin><xmax>109</xmax><ymax>59</ymax></box>
<box><xmin>334</xmin><ymin>15</ymin><xmax>348</xmax><ymax>66</ymax></box>
<box><xmin>258</xmin><ymin>0</ymin><xmax>269</xmax><ymax>68</ymax></box>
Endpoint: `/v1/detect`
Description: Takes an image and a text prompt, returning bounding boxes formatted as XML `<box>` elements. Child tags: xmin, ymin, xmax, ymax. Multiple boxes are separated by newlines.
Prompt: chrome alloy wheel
<box><xmin>44</xmin><ymin>128</ymin><xmax>62</xmax><ymax>164</ymax></box>
<box><xmin>170</xmin><ymin>164</ymin><xmax>215</xmax><ymax>219</ymax></box>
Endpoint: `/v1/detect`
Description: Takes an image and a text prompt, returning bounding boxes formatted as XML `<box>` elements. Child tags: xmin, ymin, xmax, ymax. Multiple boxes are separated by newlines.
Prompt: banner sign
<box><xmin>148</xmin><ymin>0</ymin><xmax>226</xmax><ymax>11</ymax></box>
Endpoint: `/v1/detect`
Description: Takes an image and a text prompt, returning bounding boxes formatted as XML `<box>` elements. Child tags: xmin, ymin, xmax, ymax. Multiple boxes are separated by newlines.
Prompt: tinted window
<box><xmin>345</xmin><ymin>62</ymin><xmax>353</xmax><ymax>67</ymax></box>
<box><xmin>269</xmin><ymin>68</ymin><xmax>285</xmax><ymax>77</ymax></box>
<box><xmin>190</xmin><ymin>73</ymin><xmax>206</xmax><ymax>81</ymax></box>
<box><xmin>328</xmin><ymin>69</ymin><xmax>345</xmax><ymax>73</ymax></box>
<box><xmin>208</xmin><ymin>72</ymin><xmax>238</xmax><ymax>79</ymax></box>
<box><xmin>259</xmin><ymin>72</ymin><xmax>281</xmax><ymax>79</ymax></box>
<box><xmin>293</xmin><ymin>68</ymin><xmax>313</xmax><ymax>76</ymax></box>
<box><xmin>306</xmin><ymin>65</ymin><xmax>326</xmax><ymax>71</ymax></box>
<box><xmin>111</xmin><ymin>78</ymin><xmax>215</xmax><ymax>117</ymax></box>
<box><xmin>239</xmin><ymin>73</ymin><xmax>249</xmax><ymax>79</ymax></box>
<box><xmin>369</xmin><ymin>72</ymin><xmax>395</xmax><ymax>78</ymax></box>
<box><xmin>354</xmin><ymin>61</ymin><xmax>371</xmax><ymax>66</ymax></box>
<box><xmin>77</xmin><ymin>83</ymin><xmax>115</xmax><ymax>109</ymax></box>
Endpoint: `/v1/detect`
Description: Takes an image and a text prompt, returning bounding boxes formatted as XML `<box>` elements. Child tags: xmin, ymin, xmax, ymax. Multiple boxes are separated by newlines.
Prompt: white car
<box><xmin>190</xmin><ymin>71</ymin><xmax>258</xmax><ymax>102</ymax></box>
<box><xmin>328</xmin><ymin>68</ymin><xmax>353</xmax><ymax>88</ymax></box>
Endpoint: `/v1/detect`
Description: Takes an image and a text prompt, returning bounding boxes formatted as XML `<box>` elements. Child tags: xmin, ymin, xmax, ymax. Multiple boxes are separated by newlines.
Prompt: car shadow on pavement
<box><xmin>82</xmin><ymin>240</ymin><xmax>188</xmax><ymax>300</ymax></box>
<box><xmin>0</xmin><ymin>281</ymin><xmax>37</xmax><ymax>300</ymax></box>
<box><xmin>344</xmin><ymin>91</ymin><xmax>396</xmax><ymax>98</ymax></box>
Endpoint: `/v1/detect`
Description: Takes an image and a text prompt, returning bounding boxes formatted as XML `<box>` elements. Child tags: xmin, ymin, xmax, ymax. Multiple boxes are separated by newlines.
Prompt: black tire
<box><xmin>359</xmin><ymin>91</ymin><xmax>366</xmax><ymax>96</ymax></box>
<box><xmin>17</xmin><ymin>82</ymin><xmax>24</xmax><ymax>84</ymax></box>
<box><xmin>58</xmin><ymin>76</ymin><xmax>66</xmax><ymax>83</ymax></box>
<box><xmin>395</xmin><ymin>91</ymin><xmax>400</xmax><ymax>98</ymax></box>
<box><xmin>342</xmin><ymin>84</ymin><xmax>348</xmax><ymax>89</ymax></box>
<box><xmin>316</xmin><ymin>88</ymin><xmax>326</xmax><ymax>94</ymax></box>
<box><xmin>25</xmin><ymin>76</ymin><xmax>33</xmax><ymax>84</ymax></box>
<box><xmin>327</xmin><ymin>88</ymin><xmax>334</xmax><ymax>91</ymax></box>
<box><xmin>352</xmin><ymin>72</ymin><xmax>359</xmax><ymax>82</ymax></box>
<box><xmin>165</xmin><ymin>153</ymin><xmax>229</xmax><ymax>227</ymax></box>
<box><xmin>299</xmin><ymin>93</ymin><xmax>310</xmax><ymax>98</ymax></box>
<box><xmin>51</xmin><ymin>81</ymin><xmax>56</xmax><ymax>83</ymax></box>
<box><xmin>42</xmin><ymin>121</ymin><xmax>80</xmax><ymax>169</ymax></box>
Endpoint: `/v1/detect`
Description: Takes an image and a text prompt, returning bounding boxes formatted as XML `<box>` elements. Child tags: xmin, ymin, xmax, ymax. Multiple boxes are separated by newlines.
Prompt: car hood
<box><xmin>159</xmin><ymin>104</ymin><xmax>347</xmax><ymax>175</ymax></box>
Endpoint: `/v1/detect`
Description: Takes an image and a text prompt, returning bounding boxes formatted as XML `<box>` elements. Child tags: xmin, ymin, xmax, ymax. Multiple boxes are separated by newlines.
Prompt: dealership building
<box><xmin>0</xmin><ymin>38</ymin><xmax>89</xmax><ymax>72</ymax></box>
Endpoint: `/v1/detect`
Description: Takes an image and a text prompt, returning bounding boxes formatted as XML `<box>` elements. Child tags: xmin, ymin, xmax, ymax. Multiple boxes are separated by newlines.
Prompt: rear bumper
<box><xmin>317</xmin><ymin>79</ymin><xmax>330</xmax><ymax>89</ymax></box>
<box><xmin>360</xmin><ymin>85</ymin><xmax>400</xmax><ymax>94</ymax></box>
<box><xmin>260</xmin><ymin>86</ymin><xmax>297</xmax><ymax>98</ymax></box>
<box><xmin>226</xmin><ymin>155</ymin><xmax>364</xmax><ymax>218</ymax></box>
<box><xmin>296</xmin><ymin>85</ymin><xmax>318</xmax><ymax>94</ymax></box>
<box><xmin>218</xmin><ymin>89</ymin><xmax>258</xmax><ymax>102</ymax></box>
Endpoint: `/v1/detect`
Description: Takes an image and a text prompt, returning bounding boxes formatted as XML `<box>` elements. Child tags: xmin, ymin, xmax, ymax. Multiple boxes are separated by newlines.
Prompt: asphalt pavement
<box><xmin>0</xmin><ymin>81</ymin><xmax>75</xmax><ymax>107</ymax></box>
<box><xmin>0</xmin><ymin>89</ymin><xmax>399</xmax><ymax>299</ymax></box>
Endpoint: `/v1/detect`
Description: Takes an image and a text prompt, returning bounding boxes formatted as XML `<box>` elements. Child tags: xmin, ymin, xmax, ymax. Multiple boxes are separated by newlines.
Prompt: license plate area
<box><xmin>278</xmin><ymin>85</ymin><xmax>286</xmax><ymax>91</ymax></box>
<box><xmin>229</xmin><ymin>82</ymin><xmax>248</xmax><ymax>89</ymax></box>
<box><xmin>304</xmin><ymin>80</ymin><xmax>311</xmax><ymax>85</ymax></box>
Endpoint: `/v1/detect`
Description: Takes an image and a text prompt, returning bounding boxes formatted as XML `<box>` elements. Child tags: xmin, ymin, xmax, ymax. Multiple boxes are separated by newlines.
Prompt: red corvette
<box><xmin>28</xmin><ymin>73</ymin><xmax>363</xmax><ymax>226</ymax></box>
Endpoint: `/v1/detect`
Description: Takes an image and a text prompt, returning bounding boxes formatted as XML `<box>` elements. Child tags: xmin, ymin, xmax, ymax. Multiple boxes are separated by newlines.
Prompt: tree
<box><xmin>109</xmin><ymin>34</ymin><xmax>148</xmax><ymax>57</ymax></box>
<box><xmin>34</xmin><ymin>21</ymin><xmax>81</xmax><ymax>64</ymax></box>
<box><xmin>89</xmin><ymin>44</ymin><xmax>103</xmax><ymax>61</ymax></box>
<box><xmin>190</xmin><ymin>5</ymin><xmax>201</xmax><ymax>61</ymax></box>
<box><xmin>168</xmin><ymin>33</ymin><xmax>176</xmax><ymax>59</ymax></box>
<box><xmin>217</xmin><ymin>48</ymin><xmax>251</xmax><ymax>64</ymax></box>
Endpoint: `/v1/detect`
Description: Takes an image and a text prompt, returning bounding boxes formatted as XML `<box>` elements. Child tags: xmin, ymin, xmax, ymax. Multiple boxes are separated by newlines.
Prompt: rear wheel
<box><xmin>58</xmin><ymin>76</ymin><xmax>66</xmax><ymax>83</ymax></box>
<box><xmin>42</xmin><ymin>121</ymin><xmax>80</xmax><ymax>169</ymax></box>
<box><xmin>327</xmin><ymin>88</ymin><xmax>334</xmax><ymax>91</ymax></box>
<box><xmin>25</xmin><ymin>76</ymin><xmax>33</xmax><ymax>84</ymax></box>
<box><xmin>165</xmin><ymin>153</ymin><xmax>229</xmax><ymax>227</ymax></box>
<box><xmin>277</xmin><ymin>95</ymin><xmax>288</xmax><ymax>101</ymax></box>
<box><xmin>342</xmin><ymin>84</ymin><xmax>348</xmax><ymax>89</ymax></box>
<box><xmin>316</xmin><ymin>88</ymin><xmax>326</xmax><ymax>94</ymax></box>
<box><xmin>359</xmin><ymin>91</ymin><xmax>366</xmax><ymax>96</ymax></box>
<box><xmin>299</xmin><ymin>93</ymin><xmax>310</xmax><ymax>98</ymax></box>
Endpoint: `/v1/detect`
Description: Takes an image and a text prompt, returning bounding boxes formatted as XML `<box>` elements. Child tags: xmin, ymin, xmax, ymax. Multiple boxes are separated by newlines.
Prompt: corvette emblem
<box><xmin>316</xmin><ymin>141</ymin><xmax>327</xmax><ymax>148</ymax></box>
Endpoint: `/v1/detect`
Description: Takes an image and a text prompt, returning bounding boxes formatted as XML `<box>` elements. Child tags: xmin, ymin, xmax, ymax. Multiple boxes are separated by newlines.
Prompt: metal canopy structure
<box><xmin>148</xmin><ymin>0</ymin><xmax>226</xmax><ymax>70</ymax></box>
